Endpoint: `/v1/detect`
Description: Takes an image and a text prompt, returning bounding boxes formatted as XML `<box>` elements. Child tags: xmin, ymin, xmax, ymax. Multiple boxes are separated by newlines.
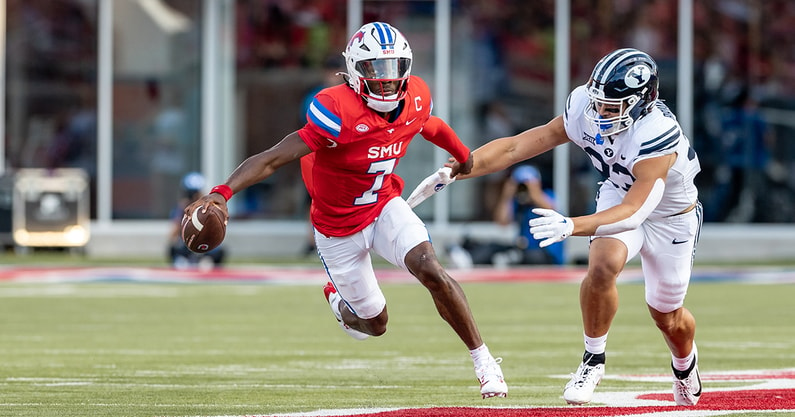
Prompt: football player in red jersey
<box><xmin>185</xmin><ymin>22</ymin><xmax>507</xmax><ymax>399</ymax></box>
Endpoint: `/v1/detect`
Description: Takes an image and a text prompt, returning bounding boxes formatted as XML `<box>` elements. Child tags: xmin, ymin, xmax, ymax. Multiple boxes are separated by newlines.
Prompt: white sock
<box><xmin>672</xmin><ymin>342</ymin><xmax>697</xmax><ymax>372</ymax></box>
<box><xmin>584</xmin><ymin>333</ymin><xmax>608</xmax><ymax>355</ymax></box>
<box><xmin>469</xmin><ymin>344</ymin><xmax>491</xmax><ymax>367</ymax></box>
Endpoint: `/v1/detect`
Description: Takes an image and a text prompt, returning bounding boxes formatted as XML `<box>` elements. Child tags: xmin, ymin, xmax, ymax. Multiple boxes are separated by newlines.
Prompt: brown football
<box><xmin>181</xmin><ymin>204</ymin><xmax>227</xmax><ymax>253</ymax></box>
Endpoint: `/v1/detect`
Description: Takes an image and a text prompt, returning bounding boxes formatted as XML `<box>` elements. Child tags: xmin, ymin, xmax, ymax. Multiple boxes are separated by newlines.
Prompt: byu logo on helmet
<box><xmin>625</xmin><ymin>65</ymin><xmax>652</xmax><ymax>88</ymax></box>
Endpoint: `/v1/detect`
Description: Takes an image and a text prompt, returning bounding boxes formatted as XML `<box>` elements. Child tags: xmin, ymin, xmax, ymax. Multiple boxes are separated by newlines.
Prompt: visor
<box><xmin>356</xmin><ymin>58</ymin><xmax>411</xmax><ymax>80</ymax></box>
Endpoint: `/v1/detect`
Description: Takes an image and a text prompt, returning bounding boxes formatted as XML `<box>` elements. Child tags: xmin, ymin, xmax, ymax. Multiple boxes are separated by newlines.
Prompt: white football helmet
<box><xmin>343</xmin><ymin>22</ymin><xmax>412</xmax><ymax>112</ymax></box>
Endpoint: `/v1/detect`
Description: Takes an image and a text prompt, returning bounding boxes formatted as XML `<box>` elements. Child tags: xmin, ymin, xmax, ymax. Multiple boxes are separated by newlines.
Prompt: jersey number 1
<box><xmin>354</xmin><ymin>159</ymin><xmax>396</xmax><ymax>205</ymax></box>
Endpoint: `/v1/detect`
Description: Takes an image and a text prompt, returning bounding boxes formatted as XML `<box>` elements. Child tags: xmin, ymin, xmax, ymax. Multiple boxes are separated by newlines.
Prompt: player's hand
<box><xmin>447</xmin><ymin>152</ymin><xmax>473</xmax><ymax>178</ymax></box>
<box><xmin>184</xmin><ymin>193</ymin><xmax>228</xmax><ymax>218</ymax></box>
<box><xmin>528</xmin><ymin>208</ymin><xmax>574</xmax><ymax>248</ymax></box>
<box><xmin>406</xmin><ymin>167</ymin><xmax>455</xmax><ymax>208</ymax></box>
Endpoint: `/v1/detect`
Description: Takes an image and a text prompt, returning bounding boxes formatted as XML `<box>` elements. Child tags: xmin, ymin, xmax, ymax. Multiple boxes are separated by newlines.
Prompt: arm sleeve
<box><xmin>420</xmin><ymin>115</ymin><xmax>470</xmax><ymax>163</ymax></box>
<box><xmin>594</xmin><ymin>178</ymin><xmax>665</xmax><ymax>236</ymax></box>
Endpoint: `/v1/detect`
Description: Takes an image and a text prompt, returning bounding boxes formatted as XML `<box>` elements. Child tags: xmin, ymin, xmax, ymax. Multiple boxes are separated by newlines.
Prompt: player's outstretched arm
<box><xmin>409</xmin><ymin>115</ymin><xmax>568</xmax><ymax>208</ymax></box>
<box><xmin>225</xmin><ymin>131</ymin><xmax>312</xmax><ymax>193</ymax></box>
<box><xmin>452</xmin><ymin>115</ymin><xmax>570</xmax><ymax>180</ymax></box>
<box><xmin>185</xmin><ymin>131</ymin><xmax>311</xmax><ymax>217</ymax></box>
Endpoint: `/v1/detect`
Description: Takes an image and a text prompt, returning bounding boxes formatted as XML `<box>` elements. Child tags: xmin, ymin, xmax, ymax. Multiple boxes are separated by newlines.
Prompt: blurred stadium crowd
<box><xmin>5</xmin><ymin>0</ymin><xmax>795</xmax><ymax>224</ymax></box>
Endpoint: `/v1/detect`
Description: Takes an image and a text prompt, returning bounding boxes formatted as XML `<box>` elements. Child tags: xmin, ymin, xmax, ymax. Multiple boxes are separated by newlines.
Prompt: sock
<box><xmin>584</xmin><ymin>333</ymin><xmax>608</xmax><ymax>355</ymax></box>
<box><xmin>470</xmin><ymin>344</ymin><xmax>492</xmax><ymax>367</ymax></box>
<box><xmin>672</xmin><ymin>342</ymin><xmax>697</xmax><ymax>377</ymax></box>
<box><xmin>583</xmin><ymin>350</ymin><xmax>606</xmax><ymax>366</ymax></box>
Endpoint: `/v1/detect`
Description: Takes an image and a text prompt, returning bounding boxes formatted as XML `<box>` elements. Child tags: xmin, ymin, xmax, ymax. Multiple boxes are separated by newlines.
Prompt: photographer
<box><xmin>462</xmin><ymin>165</ymin><xmax>564</xmax><ymax>266</ymax></box>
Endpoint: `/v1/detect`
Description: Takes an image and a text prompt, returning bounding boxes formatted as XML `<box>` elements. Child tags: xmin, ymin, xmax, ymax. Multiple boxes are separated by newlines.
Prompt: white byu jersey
<box><xmin>563</xmin><ymin>85</ymin><xmax>701</xmax><ymax>219</ymax></box>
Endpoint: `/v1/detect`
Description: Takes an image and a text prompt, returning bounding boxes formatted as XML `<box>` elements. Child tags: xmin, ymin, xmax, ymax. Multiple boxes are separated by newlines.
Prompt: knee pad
<box><xmin>646</xmin><ymin>288</ymin><xmax>685</xmax><ymax>314</ymax></box>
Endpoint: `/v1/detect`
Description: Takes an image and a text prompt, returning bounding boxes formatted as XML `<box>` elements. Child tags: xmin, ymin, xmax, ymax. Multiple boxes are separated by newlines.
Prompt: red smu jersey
<box><xmin>298</xmin><ymin>76</ymin><xmax>460</xmax><ymax>237</ymax></box>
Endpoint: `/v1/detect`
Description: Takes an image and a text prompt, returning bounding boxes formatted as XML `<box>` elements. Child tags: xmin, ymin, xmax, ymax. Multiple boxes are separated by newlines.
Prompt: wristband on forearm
<box><xmin>210</xmin><ymin>184</ymin><xmax>234</xmax><ymax>201</ymax></box>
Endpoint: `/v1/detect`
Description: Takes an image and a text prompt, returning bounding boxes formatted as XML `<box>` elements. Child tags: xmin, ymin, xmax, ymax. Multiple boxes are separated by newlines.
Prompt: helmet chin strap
<box><xmin>366</xmin><ymin>97</ymin><xmax>400</xmax><ymax>113</ymax></box>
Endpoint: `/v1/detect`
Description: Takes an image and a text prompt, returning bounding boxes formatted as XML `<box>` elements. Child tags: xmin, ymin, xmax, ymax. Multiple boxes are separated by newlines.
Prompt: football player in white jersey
<box><xmin>409</xmin><ymin>48</ymin><xmax>703</xmax><ymax>406</ymax></box>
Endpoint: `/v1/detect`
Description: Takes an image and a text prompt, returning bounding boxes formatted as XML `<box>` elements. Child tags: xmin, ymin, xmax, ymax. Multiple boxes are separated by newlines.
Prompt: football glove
<box><xmin>528</xmin><ymin>208</ymin><xmax>574</xmax><ymax>248</ymax></box>
<box><xmin>406</xmin><ymin>167</ymin><xmax>455</xmax><ymax>208</ymax></box>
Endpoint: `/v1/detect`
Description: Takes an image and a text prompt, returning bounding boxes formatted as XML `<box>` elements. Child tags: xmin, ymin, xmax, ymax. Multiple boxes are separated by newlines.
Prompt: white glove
<box><xmin>406</xmin><ymin>167</ymin><xmax>455</xmax><ymax>208</ymax></box>
<box><xmin>528</xmin><ymin>208</ymin><xmax>574</xmax><ymax>248</ymax></box>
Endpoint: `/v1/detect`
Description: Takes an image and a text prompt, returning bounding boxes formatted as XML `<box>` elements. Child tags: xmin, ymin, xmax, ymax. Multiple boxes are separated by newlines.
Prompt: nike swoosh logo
<box><xmin>405</xmin><ymin>118</ymin><xmax>417</xmax><ymax>126</ymax></box>
<box><xmin>672</xmin><ymin>238</ymin><xmax>689</xmax><ymax>244</ymax></box>
<box><xmin>326</xmin><ymin>138</ymin><xmax>338</xmax><ymax>148</ymax></box>
<box><xmin>694</xmin><ymin>370</ymin><xmax>702</xmax><ymax>398</ymax></box>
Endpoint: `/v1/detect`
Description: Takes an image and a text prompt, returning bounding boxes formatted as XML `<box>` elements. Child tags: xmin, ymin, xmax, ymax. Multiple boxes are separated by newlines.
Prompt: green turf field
<box><xmin>0</xmin><ymin>279</ymin><xmax>793</xmax><ymax>416</ymax></box>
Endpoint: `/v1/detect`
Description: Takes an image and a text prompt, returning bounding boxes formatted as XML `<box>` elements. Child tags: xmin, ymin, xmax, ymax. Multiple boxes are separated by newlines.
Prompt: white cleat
<box><xmin>323</xmin><ymin>282</ymin><xmax>369</xmax><ymax>340</ymax></box>
<box><xmin>563</xmin><ymin>362</ymin><xmax>605</xmax><ymax>405</ymax></box>
<box><xmin>476</xmin><ymin>357</ymin><xmax>508</xmax><ymax>399</ymax></box>
<box><xmin>673</xmin><ymin>359</ymin><xmax>702</xmax><ymax>406</ymax></box>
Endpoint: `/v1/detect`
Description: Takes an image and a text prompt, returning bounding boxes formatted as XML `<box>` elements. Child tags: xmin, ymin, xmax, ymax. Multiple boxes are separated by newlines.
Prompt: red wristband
<box><xmin>210</xmin><ymin>184</ymin><xmax>233</xmax><ymax>201</ymax></box>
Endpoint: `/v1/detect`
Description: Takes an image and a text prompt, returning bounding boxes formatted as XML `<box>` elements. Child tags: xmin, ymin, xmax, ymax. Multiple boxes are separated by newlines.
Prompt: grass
<box><xmin>5</xmin><ymin>246</ymin><xmax>795</xmax><ymax>268</ymax></box>
<box><xmin>0</xmin><ymin>279</ymin><xmax>793</xmax><ymax>417</ymax></box>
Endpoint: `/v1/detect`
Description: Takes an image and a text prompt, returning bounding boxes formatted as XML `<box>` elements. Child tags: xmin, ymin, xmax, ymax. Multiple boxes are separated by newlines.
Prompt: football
<box><xmin>181</xmin><ymin>204</ymin><xmax>227</xmax><ymax>253</ymax></box>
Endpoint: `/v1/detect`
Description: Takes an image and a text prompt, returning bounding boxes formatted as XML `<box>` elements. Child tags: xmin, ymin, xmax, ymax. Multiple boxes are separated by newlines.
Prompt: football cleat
<box><xmin>563</xmin><ymin>361</ymin><xmax>605</xmax><ymax>405</ymax></box>
<box><xmin>323</xmin><ymin>282</ymin><xmax>369</xmax><ymax>340</ymax></box>
<box><xmin>476</xmin><ymin>357</ymin><xmax>508</xmax><ymax>399</ymax></box>
<box><xmin>672</xmin><ymin>358</ymin><xmax>702</xmax><ymax>406</ymax></box>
